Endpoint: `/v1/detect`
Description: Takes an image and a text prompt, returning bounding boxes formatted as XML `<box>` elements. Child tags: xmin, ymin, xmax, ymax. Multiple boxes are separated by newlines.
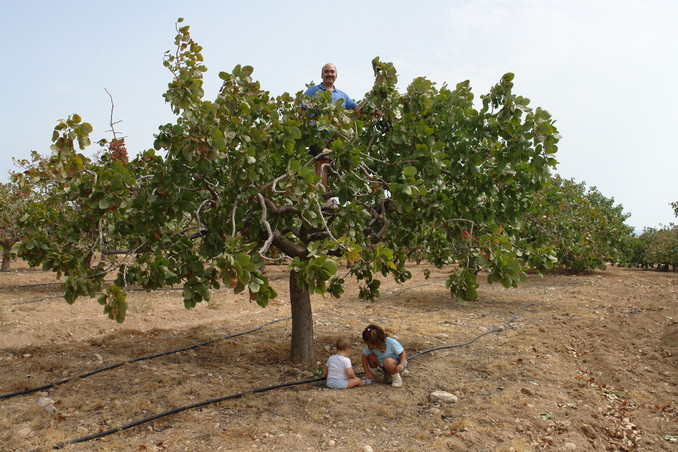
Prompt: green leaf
<box><xmin>289</xmin><ymin>127</ymin><xmax>302</xmax><ymax>139</ymax></box>
<box><xmin>403</xmin><ymin>166</ymin><xmax>417</xmax><ymax>177</ymax></box>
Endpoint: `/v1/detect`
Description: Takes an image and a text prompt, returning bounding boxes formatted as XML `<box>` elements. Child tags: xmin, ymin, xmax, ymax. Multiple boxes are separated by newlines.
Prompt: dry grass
<box><xmin>0</xmin><ymin>263</ymin><xmax>676</xmax><ymax>451</ymax></box>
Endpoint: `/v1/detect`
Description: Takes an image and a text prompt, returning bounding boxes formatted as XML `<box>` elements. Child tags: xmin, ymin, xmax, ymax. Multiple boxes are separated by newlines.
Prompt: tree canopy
<box><xmin>13</xmin><ymin>20</ymin><xmax>561</xmax><ymax>361</ymax></box>
<box><xmin>520</xmin><ymin>175</ymin><xmax>634</xmax><ymax>273</ymax></box>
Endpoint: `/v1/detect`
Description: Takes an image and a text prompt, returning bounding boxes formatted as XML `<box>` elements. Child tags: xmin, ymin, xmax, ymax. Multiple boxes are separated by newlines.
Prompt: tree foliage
<box><xmin>13</xmin><ymin>20</ymin><xmax>560</xmax><ymax>361</ymax></box>
<box><xmin>630</xmin><ymin>225</ymin><xmax>678</xmax><ymax>271</ymax></box>
<box><xmin>0</xmin><ymin>181</ymin><xmax>30</xmax><ymax>271</ymax></box>
<box><xmin>520</xmin><ymin>175</ymin><xmax>634</xmax><ymax>273</ymax></box>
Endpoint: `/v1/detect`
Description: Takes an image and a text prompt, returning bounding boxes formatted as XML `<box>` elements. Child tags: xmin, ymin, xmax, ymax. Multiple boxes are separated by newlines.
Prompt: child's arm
<box><xmin>345</xmin><ymin>365</ymin><xmax>357</xmax><ymax>380</ymax></box>
<box><xmin>396</xmin><ymin>350</ymin><xmax>407</xmax><ymax>374</ymax></box>
<box><xmin>361</xmin><ymin>353</ymin><xmax>375</xmax><ymax>380</ymax></box>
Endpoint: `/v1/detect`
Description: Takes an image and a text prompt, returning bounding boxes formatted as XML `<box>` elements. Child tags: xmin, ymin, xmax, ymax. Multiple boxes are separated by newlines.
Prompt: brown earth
<box><xmin>0</xmin><ymin>260</ymin><xmax>676</xmax><ymax>452</ymax></box>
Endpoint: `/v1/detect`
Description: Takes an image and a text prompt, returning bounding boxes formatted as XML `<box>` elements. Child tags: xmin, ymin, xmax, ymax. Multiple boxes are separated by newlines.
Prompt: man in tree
<box><xmin>304</xmin><ymin>63</ymin><xmax>358</xmax><ymax>190</ymax></box>
<box><xmin>304</xmin><ymin>63</ymin><xmax>358</xmax><ymax>111</ymax></box>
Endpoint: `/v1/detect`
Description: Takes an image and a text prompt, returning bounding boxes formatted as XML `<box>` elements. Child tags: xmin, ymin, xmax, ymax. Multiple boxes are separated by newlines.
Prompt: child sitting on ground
<box><xmin>324</xmin><ymin>337</ymin><xmax>371</xmax><ymax>389</ymax></box>
<box><xmin>361</xmin><ymin>324</ymin><xmax>408</xmax><ymax>388</ymax></box>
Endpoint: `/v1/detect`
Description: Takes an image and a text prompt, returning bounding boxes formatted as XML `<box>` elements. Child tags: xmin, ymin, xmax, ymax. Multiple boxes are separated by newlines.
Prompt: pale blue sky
<box><xmin>1</xmin><ymin>0</ymin><xmax>676</xmax><ymax>230</ymax></box>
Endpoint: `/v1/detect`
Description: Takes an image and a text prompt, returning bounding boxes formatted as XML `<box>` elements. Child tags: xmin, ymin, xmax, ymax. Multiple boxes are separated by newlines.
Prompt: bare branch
<box><xmin>231</xmin><ymin>198</ymin><xmax>238</xmax><ymax>237</ymax></box>
<box><xmin>372</xmin><ymin>220</ymin><xmax>392</xmax><ymax>244</ymax></box>
<box><xmin>104</xmin><ymin>88</ymin><xmax>123</xmax><ymax>139</ymax></box>
<box><xmin>256</xmin><ymin>193</ymin><xmax>274</xmax><ymax>258</ymax></box>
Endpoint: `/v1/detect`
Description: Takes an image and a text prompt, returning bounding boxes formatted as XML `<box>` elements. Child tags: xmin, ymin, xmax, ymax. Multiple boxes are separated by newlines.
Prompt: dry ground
<box><xmin>0</xmin><ymin>260</ymin><xmax>676</xmax><ymax>452</ymax></box>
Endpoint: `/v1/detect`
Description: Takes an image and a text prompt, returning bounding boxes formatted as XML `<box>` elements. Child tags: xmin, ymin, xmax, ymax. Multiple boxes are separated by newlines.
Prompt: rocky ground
<box><xmin>0</xmin><ymin>261</ymin><xmax>676</xmax><ymax>451</ymax></box>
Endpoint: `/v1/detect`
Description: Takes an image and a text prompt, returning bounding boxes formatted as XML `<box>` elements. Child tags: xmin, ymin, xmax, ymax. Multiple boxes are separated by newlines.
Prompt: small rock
<box><xmin>37</xmin><ymin>397</ymin><xmax>55</xmax><ymax>407</ymax></box>
<box><xmin>17</xmin><ymin>426</ymin><xmax>32</xmax><ymax>437</ymax></box>
<box><xmin>363</xmin><ymin>446</ymin><xmax>374</xmax><ymax>452</ymax></box>
<box><xmin>327</xmin><ymin>439</ymin><xmax>336</xmax><ymax>447</ymax></box>
<box><xmin>563</xmin><ymin>442</ymin><xmax>577</xmax><ymax>450</ymax></box>
<box><xmin>580</xmin><ymin>424</ymin><xmax>596</xmax><ymax>439</ymax></box>
<box><xmin>430</xmin><ymin>391</ymin><xmax>458</xmax><ymax>403</ymax></box>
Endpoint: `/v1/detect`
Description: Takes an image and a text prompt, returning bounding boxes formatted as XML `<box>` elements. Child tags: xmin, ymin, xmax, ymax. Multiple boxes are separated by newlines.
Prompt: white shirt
<box><xmin>326</xmin><ymin>354</ymin><xmax>352</xmax><ymax>380</ymax></box>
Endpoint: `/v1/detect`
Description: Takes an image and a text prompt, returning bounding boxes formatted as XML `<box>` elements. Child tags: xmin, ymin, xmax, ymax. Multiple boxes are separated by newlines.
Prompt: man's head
<box><xmin>321</xmin><ymin>63</ymin><xmax>337</xmax><ymax>89</ymax></box>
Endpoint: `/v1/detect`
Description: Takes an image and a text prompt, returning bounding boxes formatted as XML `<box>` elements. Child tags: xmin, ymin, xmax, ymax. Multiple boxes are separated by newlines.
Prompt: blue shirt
<box><xmin>363</xmin><ymin>337</ymin><xmax>404</xmax><ymax>366</ymax></box>
<box><xmin>304</xmin><ymin>84</ymin><xmax>358</xmax><ymax>110</ymax></box>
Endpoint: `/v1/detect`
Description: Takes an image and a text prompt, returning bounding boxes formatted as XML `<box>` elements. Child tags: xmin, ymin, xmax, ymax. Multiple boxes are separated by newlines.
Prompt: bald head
<box><xmin>321</xmin><ymin>63</ymin><xmax>337</xmax><ymax>89</ymax></box>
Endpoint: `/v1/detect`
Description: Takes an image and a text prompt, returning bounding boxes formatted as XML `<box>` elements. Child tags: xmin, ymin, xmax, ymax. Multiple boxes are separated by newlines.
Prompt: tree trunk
<box><xmin>289</xmin><ymin>269</ymin><xmax>317</xmax><ymax>363</ymax></box>
<box><xmin>1</xmin><ymin>246</ymin><xmax>10</xmax><ymax>272</ymax></box>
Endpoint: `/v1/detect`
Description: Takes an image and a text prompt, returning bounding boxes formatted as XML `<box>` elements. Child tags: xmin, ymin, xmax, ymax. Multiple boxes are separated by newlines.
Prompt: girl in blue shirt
<box><xmin>361</xmin><ymin>324</ymin><xmax>408</xmax><ymax>388</ymax></box>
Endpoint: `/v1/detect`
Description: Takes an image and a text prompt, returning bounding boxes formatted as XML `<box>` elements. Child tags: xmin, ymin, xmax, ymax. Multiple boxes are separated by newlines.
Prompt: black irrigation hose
<box><xmin>6</xmin><ymin>283</ymin><xmax>273</xmax><ymax>306</ymax></box>
<box><xmin>408</xmin><ymin>302</ymin><xmax>538</xmax><ymax>361</ymax></box>
<box><xmin>0</xmin><ymin>317</ymin><xmax>291</xmax><ymax>401</ymax></box>
<box><xmin>2</xmin><ymin>281</ymin><xmax>64</xmax><ymax>289</ymax></box>
<box><xmin>48</xmin><ymin>377</ymin><xmax>323</xmax><ymax>450</ymax></box>
<box><xmin>7</xmin><ymin>295</ymin><xmax>66</xmax><ymax>306</ymax></box>
<box><xmin>7</xmin><ymin>287</ymin><xmax>184</xmax><ymax>306</ymax></box>
<box><xmin>40</xmin><ymin>302</ymin><xmax>537</xmax><ymax>450</ymax></box>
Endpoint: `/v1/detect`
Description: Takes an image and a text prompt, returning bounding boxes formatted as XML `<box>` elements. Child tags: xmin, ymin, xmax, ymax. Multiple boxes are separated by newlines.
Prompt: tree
<box><xmin>14</xmin><ymin>20</ymin><xmax>560</xmax><ymax>362</ymax></box>
<box><xmin>633</xmin><ymin>225</ymin><xmax>678</xmax><ymax>271</ymax></box>
<box><xmin>0</xmin><ymin>182</ymin><xmax>28</xmax><ymax>271</ymax></box>
<box><xmin>520</xmin><ymin>175</ymin><xmax>634</xmax><ymax>273</ymax></box>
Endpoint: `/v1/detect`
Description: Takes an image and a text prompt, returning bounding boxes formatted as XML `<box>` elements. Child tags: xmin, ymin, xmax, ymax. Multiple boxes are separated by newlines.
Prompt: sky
<box><xmin>1</xmin><ymin>0</ymin><xmax>676</xmax><ymax>231</ymax></box>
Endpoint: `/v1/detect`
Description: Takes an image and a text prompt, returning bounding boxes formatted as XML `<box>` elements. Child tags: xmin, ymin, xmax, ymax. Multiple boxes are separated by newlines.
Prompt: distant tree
<box><xmin>0</xmin><ymin>182</ymin><xmax>27</xmax><ymax>271</ymax></box>
<box><xmin>14</xmin><ymin>20</ymin><xmax>560</xmax><ymax>362</ymax></box>
<box><xmin>520</xmin><ymin>175</ymin><xmax>634</xmax><ymax>272</ymax></box>
<box><xmin>634</xmin><ymin>225</ymin><xmax>678</xmax><ymax>272</ymax></box>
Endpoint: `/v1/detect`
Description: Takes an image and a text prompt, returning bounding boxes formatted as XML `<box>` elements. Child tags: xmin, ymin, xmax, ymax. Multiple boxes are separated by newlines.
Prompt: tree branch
<box><xmin>256</xmin><ymin>193</ymin><xmax>274</xmax><ymax>258</ymax></box>
<box><xmin>272</xmin><ymin>230</ymin><xmax>307</xmax><ymax>258</ymax></box>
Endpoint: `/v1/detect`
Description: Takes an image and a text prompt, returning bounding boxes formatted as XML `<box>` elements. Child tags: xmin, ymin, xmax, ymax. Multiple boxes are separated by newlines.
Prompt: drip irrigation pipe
<box><xmin>39</xmin><ymin>302</ymin><xmax>536</xmax><ymax>450</ymax></box>
<box><xmin>7</xmin><ymin>295</ymin><xmax>65</xmax><ymax>306</ymax></box>
<box><xmin>46</xmin><ymin>377</ymin><xmax>323</xmax><ymax>450</ymax></box>
<box><xmin>7</xmin><ymin>283</ymin><xmax>283</xmax><ymax>306</ymax></box>
<box><xmin>408</xmin><ymin>302</ymin><xmax>537</xmax><ymax>360</ymax></box>
<box><xmin>0</xmin><ymin>317</ymin><xmax>290</xmax><ymax>400</ymax></box>
<box><xmin>7</xmin><ymin>287</ymin><xmax>183</xmax><ymax>306</ymax></box>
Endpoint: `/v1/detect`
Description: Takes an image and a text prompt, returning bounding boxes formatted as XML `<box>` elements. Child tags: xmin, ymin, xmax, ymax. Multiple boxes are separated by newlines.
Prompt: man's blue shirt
<box><xmin>304</xmin><ymin>84</ymin><xmax>357</xmax><ymax>110</ymax></box>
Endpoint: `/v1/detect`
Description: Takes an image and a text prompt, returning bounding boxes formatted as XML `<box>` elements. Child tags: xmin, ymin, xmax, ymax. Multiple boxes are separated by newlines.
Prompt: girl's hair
<box><xmin>336</xmin><ymin>337</ymin><xmax>351</xmax><ymax>351</ymax></box>
<box><xmin>362</xmin><ymin>324</ymin><xmax>387</xmax><ymax>352</ymax></box>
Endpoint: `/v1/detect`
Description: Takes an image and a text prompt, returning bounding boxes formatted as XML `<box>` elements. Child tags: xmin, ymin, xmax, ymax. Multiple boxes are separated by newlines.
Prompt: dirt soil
<box><xmin>0</xmin><ymin>260</ymin><xmax>676</xmax><ymax>452</ymax></box>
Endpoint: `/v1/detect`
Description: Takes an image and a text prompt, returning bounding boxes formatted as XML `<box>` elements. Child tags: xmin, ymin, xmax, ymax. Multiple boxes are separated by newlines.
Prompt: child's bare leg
<box><xmin>346</xmin><ymin>377</ymin><xmax>365</xmax><ymax>388</ymax></box>
<box><xmin>382</xmin><ymin>357</ymin><xmax>398</xmax><ymax>374</ymax></box>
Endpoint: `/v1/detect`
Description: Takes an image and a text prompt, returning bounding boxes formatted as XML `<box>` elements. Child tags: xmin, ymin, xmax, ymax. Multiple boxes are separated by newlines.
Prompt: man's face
<box><xmin>321</xmin><ymin>65</ymin><xmax>337</xmax><ymax>87</ymax></box>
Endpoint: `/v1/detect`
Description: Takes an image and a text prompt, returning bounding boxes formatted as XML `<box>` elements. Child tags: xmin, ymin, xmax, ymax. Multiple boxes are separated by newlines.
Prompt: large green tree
<box><xmin>520</xmin><ymin>175</ymin><xmax>634</xmax><ymax>273</ymax></box>
<box><xmin>14</xmin><ymin>20</ymin><xmax>560</xmax><ymax>362</ymax></box>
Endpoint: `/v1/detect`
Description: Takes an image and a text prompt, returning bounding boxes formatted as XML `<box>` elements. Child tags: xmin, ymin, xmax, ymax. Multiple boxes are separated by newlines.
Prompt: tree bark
<box><xmin>289</xmin><ymin>269</ymin><xmax>317</xmax><ymax>363</ymax></box>
<box><xmin>1</xmin><ymin>245</ymin><xmax>11</xmax><ymax>272</ymax></box>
